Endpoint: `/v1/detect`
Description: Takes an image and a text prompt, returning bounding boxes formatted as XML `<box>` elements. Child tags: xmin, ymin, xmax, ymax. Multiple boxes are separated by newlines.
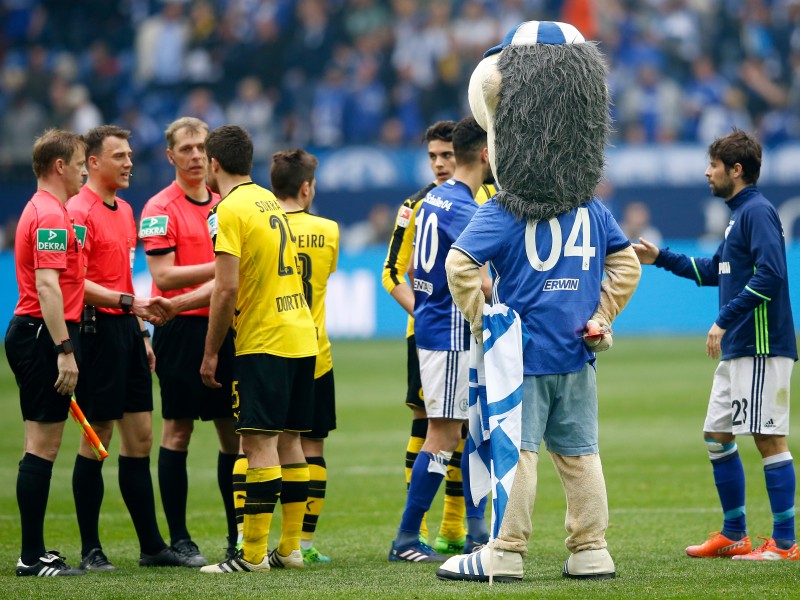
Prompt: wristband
<box><xmin>140</xmin><ymin>328</ymin><xmax>151</xmax><ymax>339</ymax></box>
<box><xmin>120</xmin><ymin>293</ymin><xmax>134</xmax><ymax>313</ymax></box>
<box><xmin>55</xmin><ymin>338</ymin><xmax>74</xmax><ymax>355</ymax></box>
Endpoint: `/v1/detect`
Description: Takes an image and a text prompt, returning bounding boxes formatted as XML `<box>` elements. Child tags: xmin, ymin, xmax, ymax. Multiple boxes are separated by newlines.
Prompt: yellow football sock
<box><xmin>301</xmin><ymin>457</ymin><xmax>326</xmax><ymax>544</ymax></box>
<box><xmin>277</xmin><ymin>463</ymin><xmax>310</xmax><ymax>557</ymax></box>
<box><xmin>233</xmin><ymin>455</ymin><xmax>248</xmax><ymax>539</ymax></box>
<box><xmin>439</xmin><ymin>438</ymin><xmax>466</xmax><ymax>540</ymax></box>
<box><xmin>242</xmin><ymin>466</ymin><xmax>280</xmax><ymax>565</ymax></box>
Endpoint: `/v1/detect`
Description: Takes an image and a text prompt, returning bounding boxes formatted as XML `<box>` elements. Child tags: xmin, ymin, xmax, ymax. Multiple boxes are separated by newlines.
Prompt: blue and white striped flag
<box><xmin>467</xmin><ymin>303</ymin><xmax>530</xmax><ymax>539</ymax></box>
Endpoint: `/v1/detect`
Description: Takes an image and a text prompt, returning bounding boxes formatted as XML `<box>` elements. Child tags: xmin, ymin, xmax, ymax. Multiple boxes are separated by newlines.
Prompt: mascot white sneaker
<box><xmin>440</xmin><ymin>19</ymin><xmax>641</xmax><ymax>584</ymax></box>
<box><xmin>437</xmin><ymin>545</ymin><xmax>523</xmax><ymax>583</ymax></box>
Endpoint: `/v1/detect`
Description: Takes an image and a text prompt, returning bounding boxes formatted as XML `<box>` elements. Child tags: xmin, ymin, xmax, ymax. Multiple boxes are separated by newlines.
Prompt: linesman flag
<box><xmin>467</xmin><ymin>304</ymin><xmax>530</xmax><ymax>539</ymax></box>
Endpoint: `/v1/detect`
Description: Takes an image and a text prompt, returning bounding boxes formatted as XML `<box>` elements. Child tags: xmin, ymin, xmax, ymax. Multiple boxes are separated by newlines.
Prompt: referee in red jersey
<box><xmin>68</xmin><ymin>125</ymin><xmax>194</xmax><ymax>570</ymax></box>
<box><xmin>6</xmin><ymin>129</ymin><xmax>87</xmax><ymax>576</ymax></box>
<box><xmin>140</xmin><ymin>117</ymin><xmax>238</xmax><ymax>561</ymax></box>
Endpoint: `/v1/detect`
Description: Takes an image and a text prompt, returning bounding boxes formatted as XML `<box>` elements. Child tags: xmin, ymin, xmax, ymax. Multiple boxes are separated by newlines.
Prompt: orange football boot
<box><xmin>685</xmin><ymin>532</ymin><xmax>752</xmax><ymax>558</ymax></box>
<box><xmin>732</xmin><ymin>537</ymin><xmax>799</xmax><ymax>561</ymax></box>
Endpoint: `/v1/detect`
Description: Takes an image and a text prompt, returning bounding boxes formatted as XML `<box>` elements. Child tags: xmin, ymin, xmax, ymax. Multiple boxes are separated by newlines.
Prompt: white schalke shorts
<box><xmin>418</xmin><ymin>348</ymin><xmax>469</xmax><ymax>420</ymax></box>
<box><xmin>704</xmin><ymin>356</ymin><xmax>794</xmax><ymax>436</ymax></box>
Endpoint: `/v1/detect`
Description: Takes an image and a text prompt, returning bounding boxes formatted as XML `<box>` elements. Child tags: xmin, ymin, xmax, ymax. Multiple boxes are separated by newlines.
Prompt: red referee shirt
<box><xmin>67</xmin><ymin>185</ymin><xmax>137</xmax><ymax>315</ymax></box>
<box><xmin>140</xmin><ymin>182</ymin><xmax>219</xmax><ymax>317</ymax></box>
<box><xmin>14</xmin><ymin>190</ymin><xmax>85</xmax><ymax>323</ymax></box>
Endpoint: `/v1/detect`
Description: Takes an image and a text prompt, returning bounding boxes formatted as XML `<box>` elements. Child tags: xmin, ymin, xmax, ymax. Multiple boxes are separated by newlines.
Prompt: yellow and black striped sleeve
<box><xmin>381</xmin><ymin>183</ymin><xmax>436</xmax><ymax>294</ymax></box>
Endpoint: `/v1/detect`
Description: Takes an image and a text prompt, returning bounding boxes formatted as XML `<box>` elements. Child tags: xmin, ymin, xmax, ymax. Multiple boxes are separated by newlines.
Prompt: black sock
<box><xmin>158</xmin><ymin>446</ymin><xmax>189</xmax><ymax>544</ymax></box>
<box><xmin>218</xmin><ymin>451</ymin><xmax>238</xmax><ymax>542</ymax></box>
<box><xmin>119</xmin><ymin>455</ymin><xmax>167</xmax><ymax>555</ymax></box>
<box><xmin>17</xmin><ymin>453</ymin><xmax>53</xmax><ymax>564</ymax></box>
<box><xmin>72</xmin><ymin>454</ymin><xmax>104</xmax><ymax>556</ymax></box>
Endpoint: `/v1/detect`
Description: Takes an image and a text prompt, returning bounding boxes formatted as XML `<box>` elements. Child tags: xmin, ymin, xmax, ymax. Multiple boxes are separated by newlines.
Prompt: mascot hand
<box><xmin>471</xmin><ymin>317</ymin><xmax>483</xmax><ymax>344</ymax></box>
<box><xmin>583</xmin><ymin>320</ymin><xmax>612</xmax><ymax>352</ymax></box>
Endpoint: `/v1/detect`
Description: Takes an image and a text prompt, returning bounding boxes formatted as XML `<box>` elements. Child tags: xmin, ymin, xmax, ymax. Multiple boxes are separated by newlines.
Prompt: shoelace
<box><xmin>750</xmin><ymin>536</ymin><xmax>774</xmax><ymax>554</ymax></box>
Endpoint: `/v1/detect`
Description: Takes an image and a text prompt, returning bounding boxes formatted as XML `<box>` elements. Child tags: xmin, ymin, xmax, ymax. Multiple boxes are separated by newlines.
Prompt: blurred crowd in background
<box><xmin>3</xmin><ymin>0</ymin><xmax>800</xmax><ymax>251</ymax></box>
<box><xmin>3</xmin><ymin>0</ymin><xmax>800</xmax><ymax>168</ymax></box>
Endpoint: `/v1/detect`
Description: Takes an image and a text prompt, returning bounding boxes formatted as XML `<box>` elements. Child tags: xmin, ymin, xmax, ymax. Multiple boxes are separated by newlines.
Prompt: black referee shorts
<box><xmin>234</xmin><ymin>353</ymin><xmax>315</xmax><ymax>434</ymax></box>
<box><xmin>153</xmin><ymin>316</ymin><xmax>235</xmax><ymax>421</ymax></box>
<box><xmin>302</xmin><ymin>368</ymin><xmax>336</xmax><ymax>439</ymax></box>
<box><xmin>75</xmin><ymin>313</ymin><xmax>152</xmax><ymax>422</ymax></box>
<box><xmin>405</xmin><ymin>334</ymin><xmax>424</xmax><ymax>410</ymax></box>
<box><xmin>5</xmin><ymin>316</ymin><xmax>81</xmax><ymax>423</ymax></box>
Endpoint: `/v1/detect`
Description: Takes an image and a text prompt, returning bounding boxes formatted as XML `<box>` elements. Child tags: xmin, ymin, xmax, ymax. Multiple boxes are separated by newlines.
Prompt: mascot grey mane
<box><xmin>469</xmin><ymin>21</ymin><xmax>610</xmax><ymax>222</ymax></box>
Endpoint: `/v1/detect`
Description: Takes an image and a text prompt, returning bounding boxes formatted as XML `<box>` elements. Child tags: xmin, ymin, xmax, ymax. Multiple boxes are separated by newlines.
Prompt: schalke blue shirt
<box><xmin>655</xmin><ymin>186</ymin><xmax>797</xmax><ymax>360</ymax></box>
<box><xmin>414</xmin><ymin>179</ymin><xmax>478</xmax><ymax>351</ymax></box>
<box><xmin>453</xmin><ymin>198</ymin><xmax>630</xmax><ymax>375</ymax></box>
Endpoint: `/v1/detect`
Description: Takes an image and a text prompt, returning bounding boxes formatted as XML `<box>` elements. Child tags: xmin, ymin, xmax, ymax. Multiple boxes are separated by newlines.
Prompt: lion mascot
<box><xmin>439</xmin><ymin>21</ymin><xmax>641</xmax><ymax>583</ymax></box>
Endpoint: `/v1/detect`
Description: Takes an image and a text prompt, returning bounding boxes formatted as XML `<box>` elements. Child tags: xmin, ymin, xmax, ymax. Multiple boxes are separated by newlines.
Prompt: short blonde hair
<box><xmin>165</xmin><ymin>117</ymin><xmax>209</xmax><ymax>150</ymax></box>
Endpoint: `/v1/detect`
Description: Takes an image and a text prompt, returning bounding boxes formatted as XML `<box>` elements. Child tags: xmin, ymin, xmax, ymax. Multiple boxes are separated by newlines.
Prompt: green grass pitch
<box><xmin>0</xmin><ymin>337</ymin><xmax>798</xmax><ymax>598</ymax></box>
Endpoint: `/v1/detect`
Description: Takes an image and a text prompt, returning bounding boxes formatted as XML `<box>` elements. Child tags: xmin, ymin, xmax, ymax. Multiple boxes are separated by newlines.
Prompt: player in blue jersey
<box><xmin>634</xmin><ymin>129</ymin><xmax>798</xmax><ymax>561</ymax></box>
<box><xmin>388</xmin><ymin>117</ymin><xmax>492</xmax><ymax>563</ymax></box>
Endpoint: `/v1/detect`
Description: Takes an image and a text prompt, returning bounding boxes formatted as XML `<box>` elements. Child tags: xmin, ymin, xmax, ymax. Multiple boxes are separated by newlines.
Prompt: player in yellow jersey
<box><xmin>271</xmin><ymin>149</ymin><xmax>339</xmax><ymax>565</ymax></box>
<box><xmin>382</xmin><ymin>121</ymin><xmax>496</xmax><ymax>554</ymax></box>
<box><xmin>199</xmin><ymin>125</ymin><xmax>318</xmax><ymax>575</ymax></box>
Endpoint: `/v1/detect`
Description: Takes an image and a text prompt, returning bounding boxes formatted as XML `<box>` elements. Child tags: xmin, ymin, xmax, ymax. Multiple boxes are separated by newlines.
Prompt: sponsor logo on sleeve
<box><xmin>139</xmin><ymin>215</ymin><xmax>169</xmax><ymax>237</ymax></box>
<box><xmin>36</xmin><ymin>228</ymin><xmax>67</xmax><ymax>252</ymax></box>
<box><xmin>207</xmin><ymin>212</ymin><xmax>219</xmax><ymax>239</ymax></box>
<box><xmin>396</xmin><ymin>206</ymin><xmax>413</xmax><ymax>228</ymax></box>
<box><xmin>72</xmin><ymin>224</ymin><xmax>87</xmax><ymax>246</ymax></box>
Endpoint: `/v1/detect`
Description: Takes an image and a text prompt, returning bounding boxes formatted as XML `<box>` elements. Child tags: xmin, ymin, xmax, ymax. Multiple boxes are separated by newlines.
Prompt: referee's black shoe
<box><xmin>171</xmin><ymin>538</ymin><xmax>207</xmax><ymax>567</ymax></box>
<box><xmin>139</xmin><ymin>545</ymin><xmax>202</xmax><ymax>568</ymax></box>
<box><xmin>16</xmin><ymin>551</ymin><xmax>85</xmax><ymax>576</ymax></box>
<box><xmin>79</xmin><ymin>547</ymin><xmax>117</xmax><ymax>571</ymax></box>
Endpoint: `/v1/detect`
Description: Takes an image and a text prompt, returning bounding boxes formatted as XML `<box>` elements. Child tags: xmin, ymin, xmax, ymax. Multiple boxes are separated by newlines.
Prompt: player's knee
<box><xmin>705</xmin><ymin>437</ymin><xmax>737</xmax><ymax>460</ymax></box>
<box><xmin>162</xmin><ymin>419</ymin><xmax>193</xmax><ymax>450</ymax></box>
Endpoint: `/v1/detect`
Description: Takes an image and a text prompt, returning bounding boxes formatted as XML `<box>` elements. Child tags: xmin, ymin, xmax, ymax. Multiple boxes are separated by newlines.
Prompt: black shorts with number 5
<box><xmin>233</xmin><ymin>353</ymin><xmax>315</xmax><ymax>434</ymax></box>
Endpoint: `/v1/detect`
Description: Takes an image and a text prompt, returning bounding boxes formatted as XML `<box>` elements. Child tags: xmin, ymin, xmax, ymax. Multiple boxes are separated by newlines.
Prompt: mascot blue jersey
<box><xmin>454</xmin><ymin>198</ymin><xmax>630</xmax><ymax>375</ymax></box>
<box><xmin>413</xmin><ymin>179</ymin><xmax>479</xmax><ymax>351</ymax></box>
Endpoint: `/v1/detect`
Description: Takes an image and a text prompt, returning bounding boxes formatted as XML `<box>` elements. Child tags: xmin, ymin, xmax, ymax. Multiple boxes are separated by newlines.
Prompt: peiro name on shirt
<box><xmin>423</xmin><ymin>194</ymin><xmax>453</xmax><ymax>211</ymax></box>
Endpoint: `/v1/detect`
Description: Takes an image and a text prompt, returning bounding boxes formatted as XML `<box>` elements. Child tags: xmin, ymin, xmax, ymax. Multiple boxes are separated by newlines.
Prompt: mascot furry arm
<box><xmin>447</xmin><ymin>22</ymin><xmax>640</xmax><ymax>348</ymax></box>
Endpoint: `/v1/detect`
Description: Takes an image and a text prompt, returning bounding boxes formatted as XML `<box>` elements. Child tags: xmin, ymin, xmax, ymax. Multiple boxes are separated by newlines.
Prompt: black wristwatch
<box><xmin>140</xmin><ymin>329</ymin><xmax>151</xmax><ymax>339</ymax></box>
<box><xmin>54</xmin><ymin>338</ymin><xmax>74</xmax><ymax>355</ymax></box>
<box><xmin>119</xmin><ymin>293</ymin><xmax>134</xmax><ymax>313</ymax></box>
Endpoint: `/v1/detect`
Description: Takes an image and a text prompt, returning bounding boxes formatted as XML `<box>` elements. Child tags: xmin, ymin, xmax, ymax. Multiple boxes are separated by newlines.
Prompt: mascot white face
<box><xmin>468</xmin><ymin>21</ymin><xmax>608</xmax><ymax>223</ymax></box>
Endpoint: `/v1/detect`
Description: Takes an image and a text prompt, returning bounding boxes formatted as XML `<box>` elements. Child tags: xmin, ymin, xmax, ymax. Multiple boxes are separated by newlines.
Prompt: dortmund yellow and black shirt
<box><xmin>381</xmin><ymin>181</ymin><xmax>496</xmax><ymax>338</ymax></box>
<box><xmin>284</xmin><ymin>210</ymin><xmax>339</xmax><ymax>378</ymax></box>
<box><xmin>211</xmin><ymin>182</ymin><xmax>318</xmax><ymax>358</ymax></box>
